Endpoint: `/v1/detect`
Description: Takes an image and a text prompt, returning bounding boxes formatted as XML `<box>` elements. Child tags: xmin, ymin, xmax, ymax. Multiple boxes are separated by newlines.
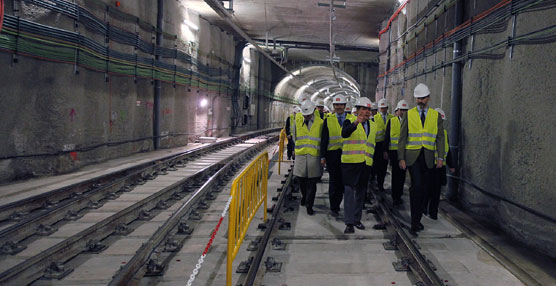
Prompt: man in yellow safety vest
<box><xmin>285</xmin><ymin>106</ymin><xmax>301</xmax><ymax>160</ymax></box>
<box><xmin>341</xmin><ymin>97</ymin><xmax>377</xmax><ymax>234</ymax></box>
<box><xmin>293</xmin><ymin>100</ymin><xmax>324</xmax><ymax>215</ymax></box>
<box><xmin>423</xmin><ymin>108</ymin><xmax>455</xmax><ymax>220</ymax></box>
<box><xmin>398</xmin><ymin>83</ymin><xmax>445</xmax><ymax>236</ymax></box>
<box><xmin>374</xmin><ymin>98</ymin><xmax>395</xmax><ymax>193</ymax></box>
<box><xmin>384</xmin><ymin>100</ymin><xmax>409</xmax><ymax>206</ymax></box>
<box><xmin>320</xmin><ymin>95</ymin><xmax>347</xmax><ymax>217</ymax></box>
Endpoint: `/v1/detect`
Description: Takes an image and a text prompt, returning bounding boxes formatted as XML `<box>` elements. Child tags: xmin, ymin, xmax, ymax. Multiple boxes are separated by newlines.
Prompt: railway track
<box><xmin>0</xmin><ymin>130</ymin><xmax>279</xmax><ymax>286</ymax></box>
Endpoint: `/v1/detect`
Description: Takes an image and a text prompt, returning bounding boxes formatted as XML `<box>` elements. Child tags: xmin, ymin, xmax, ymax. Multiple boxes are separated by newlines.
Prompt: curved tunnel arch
<box><xmin>274</xmin><ymin>65</ymin><xmax>362</xmax><ymax>109</ymax></box>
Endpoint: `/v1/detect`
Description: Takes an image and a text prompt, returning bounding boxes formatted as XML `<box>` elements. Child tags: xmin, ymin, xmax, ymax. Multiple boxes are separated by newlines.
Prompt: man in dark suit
<box><xmin>398</xmin><ymin>83</ymin><xmax>445</xmax><ymax>236</ymax></box>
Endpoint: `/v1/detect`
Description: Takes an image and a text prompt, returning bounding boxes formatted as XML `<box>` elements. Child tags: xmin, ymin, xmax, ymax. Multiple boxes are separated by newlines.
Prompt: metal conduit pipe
<box><xmin>447</xmin><ymin>0</ymin><xmax>464</xmax><ymax>201</ymax></box>
<box><xmin>153</xmin><ymin>0</ymin><xmax>163</xmax><ymax>150</ymax></box>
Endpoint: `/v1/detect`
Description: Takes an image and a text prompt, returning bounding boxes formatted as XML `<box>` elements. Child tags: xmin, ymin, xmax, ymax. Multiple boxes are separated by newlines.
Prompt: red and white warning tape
<box><xmin>186</xmin><ymin>195</ymin><xmax>233</xmax><ymax>286</ymax></box>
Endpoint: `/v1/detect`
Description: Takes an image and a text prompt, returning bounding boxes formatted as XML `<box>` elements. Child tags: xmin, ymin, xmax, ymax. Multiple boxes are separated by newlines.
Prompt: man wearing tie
<box><xmin>398</xmin><ymin>83</ymin><xmax>445</xmax><ymax>236</ymax></box>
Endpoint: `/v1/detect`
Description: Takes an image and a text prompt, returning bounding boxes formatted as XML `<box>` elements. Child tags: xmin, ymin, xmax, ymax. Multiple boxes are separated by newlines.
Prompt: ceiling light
<box><xmin>184</xmin><ymin>19</ymin><xmax>199</xmax><ymax>31</ymax></box>
<box><xmin>200</xmin><ymin>98</ymin><xmax>208</xmax><ymax>107</ymax></box>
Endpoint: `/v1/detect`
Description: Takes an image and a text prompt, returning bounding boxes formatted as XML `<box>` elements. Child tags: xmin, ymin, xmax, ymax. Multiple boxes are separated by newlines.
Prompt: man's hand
<box><xmin>355</xmin><ymin>115</ymin><xmax>365</xmax><ymax>124</ymax></box>
<box><xmin>320</xmin><ymin>158</ymin><xmax>326</xmax><ymax>167</ymax></box>
<box><xmin>399</xmin><ymin>160</ymin><xmax>406</xmax><ymax>170</ymax></box>
<box><xmin>383</xmin><ymin>151</ymin><xmax>389</xmax><ymax>161</ymax></box>
<box><xmin>436</xmin><ymin>159</ymin><xmax>443</xmax><ymax>169</ymax></box>
<box><xmin>449</xmin><ymin>167</ymin><xmax>455</xmax><ymax>174</ymax></box>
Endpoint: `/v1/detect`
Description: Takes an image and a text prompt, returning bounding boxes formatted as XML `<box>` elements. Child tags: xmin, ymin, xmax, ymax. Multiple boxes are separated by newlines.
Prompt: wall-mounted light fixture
<box><xmin>184</xmin><ymin>19</ymin><xmax>199</xmax><ymax>31</ymax></box>
<box><xmin>200</xmin><ymin>98</ymin><xmax>208</xmax><ymax>107</ymax></box>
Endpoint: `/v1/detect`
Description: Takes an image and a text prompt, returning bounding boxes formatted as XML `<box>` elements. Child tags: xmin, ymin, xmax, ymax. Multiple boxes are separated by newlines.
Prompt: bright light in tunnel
<box><xmin>200</xmin><ymin>98</ymin><xmax>208</xmax><ymax>107</ymax></box>
<box><xmin>184</xmin><ymin>19</ymin><xmax>199</xmax><ymax>31</ymax></box>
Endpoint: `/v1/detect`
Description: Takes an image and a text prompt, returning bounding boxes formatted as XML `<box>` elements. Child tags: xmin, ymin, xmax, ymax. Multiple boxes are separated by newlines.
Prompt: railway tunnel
<box><xmin>0</xmin><ymin>0</ymin><xmax>555</xmax><ymax>285</ymax></box>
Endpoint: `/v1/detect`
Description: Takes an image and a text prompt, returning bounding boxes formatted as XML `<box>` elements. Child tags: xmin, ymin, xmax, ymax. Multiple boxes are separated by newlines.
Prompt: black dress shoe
<box><xmin>344</xmin><ymin>225</ymin><xmax>355</xmax><ymax>234</ymax></box>
<box><xmin>409</xmin><ymin>227</ymin><xmax>419</xmax><ymax>236</ymax></box>
<box><xmin>300</xmin><ymin>198</ymin><xmax>306</xmax><ymax>206</ymax></box>
<box><xmin>330</xmin><ymin>210</ymin><xmax>339</xmax><ymax>217</ymax></box>
<box><xmin>354</xmin><ymin>222</ymin><xmax>365</xmax><ymax>230</ymax></box>
<box><xmin>429</xmin><ymin>214</ymin><xmax>438</xmax><ymax>220</ymax></box>
<box><xmin>417</xmin><ymin>223</ymin><xmax>424</xmax><ymax>231</ymax></box>
<box><xmin>393</xmin><ymin>199</ymin><xmax>403</xmax><ymax>206</ymax></box>
<box><xmin>306</xmin><ymin>207</ymin><xmax>314</xmax><ymax>215</ymax></box>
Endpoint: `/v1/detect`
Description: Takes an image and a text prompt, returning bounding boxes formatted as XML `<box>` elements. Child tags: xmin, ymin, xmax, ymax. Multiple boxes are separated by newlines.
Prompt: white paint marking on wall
<box><xmin>136</xmin><ymin>100</ymin><xmax>141</xmax><ymax>106</ymax></box>
<box><xmin>226</xmin><ymin>106</ymin><xmax>231</xmax><ymax>111</ymax></box>
<box><xmin>63</xmin><ymin>144</ymin><xmax>75</xmax><ymax>151</ymax></box>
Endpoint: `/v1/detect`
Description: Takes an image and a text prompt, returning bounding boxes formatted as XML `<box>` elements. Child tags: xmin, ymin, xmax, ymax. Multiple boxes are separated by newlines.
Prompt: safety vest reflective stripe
<box><xmin>328</xmin><ymin>142</ymin><xmax>342</xmax><ymax>148</ymax></box>
<box><xmin>406</xmin><ymin>107</ymin><xmax>439</xmax><ymax>151</ymax></box>
<box><xmin>366</xmin><ymin>142</ymin><xmax>375</xmax><ymax>149</ymax></box>
<box><xmin>390</xmin><ymin>137</ymin><xmax>399</xmax><ymax>140</ymax></box>
<box><xmin>330</xmin><ymin>136</ymin><xmax>342</xmax><ymax>140</ymax></box>
<box><xmin>344</xmin><ymin>139</ymin><xmax>367</xmax><ymax>144</ymax></box>
<box><xmin>295</xmin><ymin>144</ymin><xmax>318</xmax><ymax>149</ymax></box>
<box><xmin>296</xmin><ymin>135</ymin><xmax>321</xmax><ymax>142</ymax></box>
<box><xmin>342</xmin><ymin>150</ymin><xmax>366</xmax><ymax>155</ymax></box>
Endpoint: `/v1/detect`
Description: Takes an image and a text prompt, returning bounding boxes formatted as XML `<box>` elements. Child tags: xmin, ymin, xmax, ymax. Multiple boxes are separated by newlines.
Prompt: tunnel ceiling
<box><xmin>274</xmin><ymin>65</ymin><xmax>361</xmax><ymax>107</ymax></box>
<box><xmin>184</xmin><ymin>0</ymin><xmax>397</xmax><ymax>62</ymax></box>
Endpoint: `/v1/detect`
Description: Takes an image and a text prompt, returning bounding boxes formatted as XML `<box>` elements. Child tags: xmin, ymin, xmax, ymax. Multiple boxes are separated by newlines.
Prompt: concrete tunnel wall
<box><xmin>377</xmin><ymin>0</ymin><xmax>556</xmax><ymax>257</ymax></box>
<box><xmin>0</xmin><ymin>0</ymin><xmax>257</xmax><ymax>182</ymax></box>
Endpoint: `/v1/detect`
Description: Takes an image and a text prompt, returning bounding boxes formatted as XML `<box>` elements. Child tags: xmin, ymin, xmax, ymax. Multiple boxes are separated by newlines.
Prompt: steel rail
<box><xmin>243</xmin><ymin>166</ymin><xmax>294</xmax><ymax>285</ymax></box>
<box><xmin>0</xmin><ymin>133</ymin><xmax>278</xmax><ymax>286</ymax></box>
<box><xmin>0</xmin><ymin>128</ymin><xmax>278</xmax><ymax>223</ymax></box>
<box><xmin>108</xmin><ymin>137</ymin><xmax>277</xmax><ymax>285</ymax></box>
<box><xmin>373</xmin><ymin>191</ymin><xmax>445</xmax><ymax>286</ymax></box>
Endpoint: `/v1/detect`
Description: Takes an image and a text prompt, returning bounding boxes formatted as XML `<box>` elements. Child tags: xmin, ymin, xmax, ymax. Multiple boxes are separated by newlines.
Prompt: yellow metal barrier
<box><xmin>227</xmin><ymin>152</ymin><xmax>268</xmax><ymax>286</ymax></box>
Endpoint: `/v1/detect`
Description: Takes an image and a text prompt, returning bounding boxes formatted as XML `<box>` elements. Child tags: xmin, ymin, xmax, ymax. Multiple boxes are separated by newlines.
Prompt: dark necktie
<box><xmin>304</xmin><ymin>120</ymin><xmax>309</xmax><ymax>127</ymax></box>
<box><xmin>421</xmin><ymin>111</ymin><xmax>425</xmax><ymax>126</ymax></box>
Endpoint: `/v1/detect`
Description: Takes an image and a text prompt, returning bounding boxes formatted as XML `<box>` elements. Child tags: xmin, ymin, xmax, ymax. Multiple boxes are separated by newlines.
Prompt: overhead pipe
<box><xmin>447</xmin><ymin>0</ymin><xmax>464</xmax><ymax>201</ymax></box>
<box><xmin>153</xmin><ymin>0</ymin><xmax>163</xmax><ymax>149</ymax></box>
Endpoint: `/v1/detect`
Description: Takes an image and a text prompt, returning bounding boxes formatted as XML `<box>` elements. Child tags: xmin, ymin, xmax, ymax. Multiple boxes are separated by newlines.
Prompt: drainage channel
<box><xmin>0</xmin><ymin>129</ymin><xmax>279</xmax><ymax>257</ymax></box>
<box><xmin>0</xmin><ymin>134</ymin><xmax>278</xmax><ymax>286</ymax></box>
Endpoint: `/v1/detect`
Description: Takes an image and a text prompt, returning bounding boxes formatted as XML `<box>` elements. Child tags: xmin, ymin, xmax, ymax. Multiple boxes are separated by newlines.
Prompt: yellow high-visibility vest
<box><xmin>341</xmin><ymin>119</ymin><xmax>376</xmax><ymax>166</ymax></box>
<box><xmin>406</xmin><ymin>107</ymin><xmax>439</xmax><ymax>151</ymax></box>
<box><xmin>294</xmin><ymin>111</ymin><xmax>323</xmax><ymax>156</ymax></box>
<box><xmin>435</xmin><ymin>130</ymin><xmax>449</xmax><ymax>166</ymax></box>
<box><xmin>289</xmin><ymin>114</ymin><xmax>295</xmax><ymax>133</ymax></box>
<box><xmin>326</xmin><ymin>113</ymin><xmax>343</xmax><ymax>151</ymax></box>
<box><xmin>374</xmin><ymin>113</ymin><xmax>395</xmax><ymax>142</ymax></box>
<box><xmin>389</xmin><ymin>116</ymin><xmax>401</xmax><ymax>151</ymax></box>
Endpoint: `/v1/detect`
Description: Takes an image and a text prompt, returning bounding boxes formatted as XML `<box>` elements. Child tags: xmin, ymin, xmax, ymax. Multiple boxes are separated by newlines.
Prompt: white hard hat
<box><xmin>435</xmin><ymin>108</ymin><xmax>446</xmax><ymax>120</ymax></box>
<box><xmin>378</xmin><ymin>98</ymin><xmax>388</xmax><ymax>108</ymax></box>
<box><xmin>345</xmin><ymin>101</ymin><xmax>353</xmax><ymax>110</ymax></box>
<box><xmin>300</xmin><ymin>101</ymin><xmax>316</xmax><ymax>116</ymax></box>
<box><xmin>396</xmin><ymin>100</ymin><xmax>409</xmax><ymax>110</ymax></box>
<box><xmin>414</xmin><ymin>83</ymin><xmax>430</xmax><ymax>98</ymax></box>
<box><xmin>371</xmin><ymin>101</ymin><xmax>378</xmax><ymax>110</ymax></box>
<box><xmin>316</xmin><ymin>99</ymin><xmax>325</xmax><ymax>107</ymax></box>
<box><xmin>351</xmin><ymin>107</ymin><xmax>357</xmax><ymax>113</ymax></box>
<box><xmin>324</xmin><ymin>106</ymin><xmax>330</xmax><ymax>112</ymax></box>
<box><xmin>332</xmin><ymin>95</ymin><xmax>347</xmax><ymax>104</ymax></box>
<box><xmin>293</xmin><ymin>106</ymin><xmax>302</xmax><ymax>114</ymax></box>
<box><xmin>355</xmin><ymin>97</ymin><xmax>372</xmax><ymax>108</ymax></box>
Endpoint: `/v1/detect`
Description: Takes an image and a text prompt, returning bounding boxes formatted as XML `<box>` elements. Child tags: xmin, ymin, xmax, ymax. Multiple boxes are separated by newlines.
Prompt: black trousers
<box><xmin>389</xmin><ymin>150</ymin><xmax>406</xmax><ymax>202</ymax></box>
<box><xmin>298</xmin><ymin>177</ymin><xmax>317</xmax><ymax>209</ymax></box>
<box><xmin>287</xmin><ymin>139</ymin><xmax>294</xmax><ymax>159</ymax></box>
<box><xmin>373</xmin><ymin>142</ymin><xmax>388</xmax><ymax>190</ymax></box>
<box><xmin>326</xmin><ymin>150</ymin><xmax>344</xmax><ymax>211</ymax></box>
<box><xmin>408</xmin><ymin>151</ymin><xmax>433</xmax><ymax>228</ymax></box>
<box><xmin>342</xmin><ymin>163</ymin><xmax>370</xmax><ymax>225</ymax></box>
<box><xmin>424</xmin><ymin>166</ymin><xmax>446</xmax><ymax>217</ymax></box>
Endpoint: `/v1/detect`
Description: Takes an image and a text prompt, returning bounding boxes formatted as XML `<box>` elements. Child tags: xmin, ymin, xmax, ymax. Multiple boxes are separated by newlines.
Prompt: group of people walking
<box><xmin>284</xmin><ymin>83</ymin><xmax>454</xmax><ymax>235</ymax></box>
